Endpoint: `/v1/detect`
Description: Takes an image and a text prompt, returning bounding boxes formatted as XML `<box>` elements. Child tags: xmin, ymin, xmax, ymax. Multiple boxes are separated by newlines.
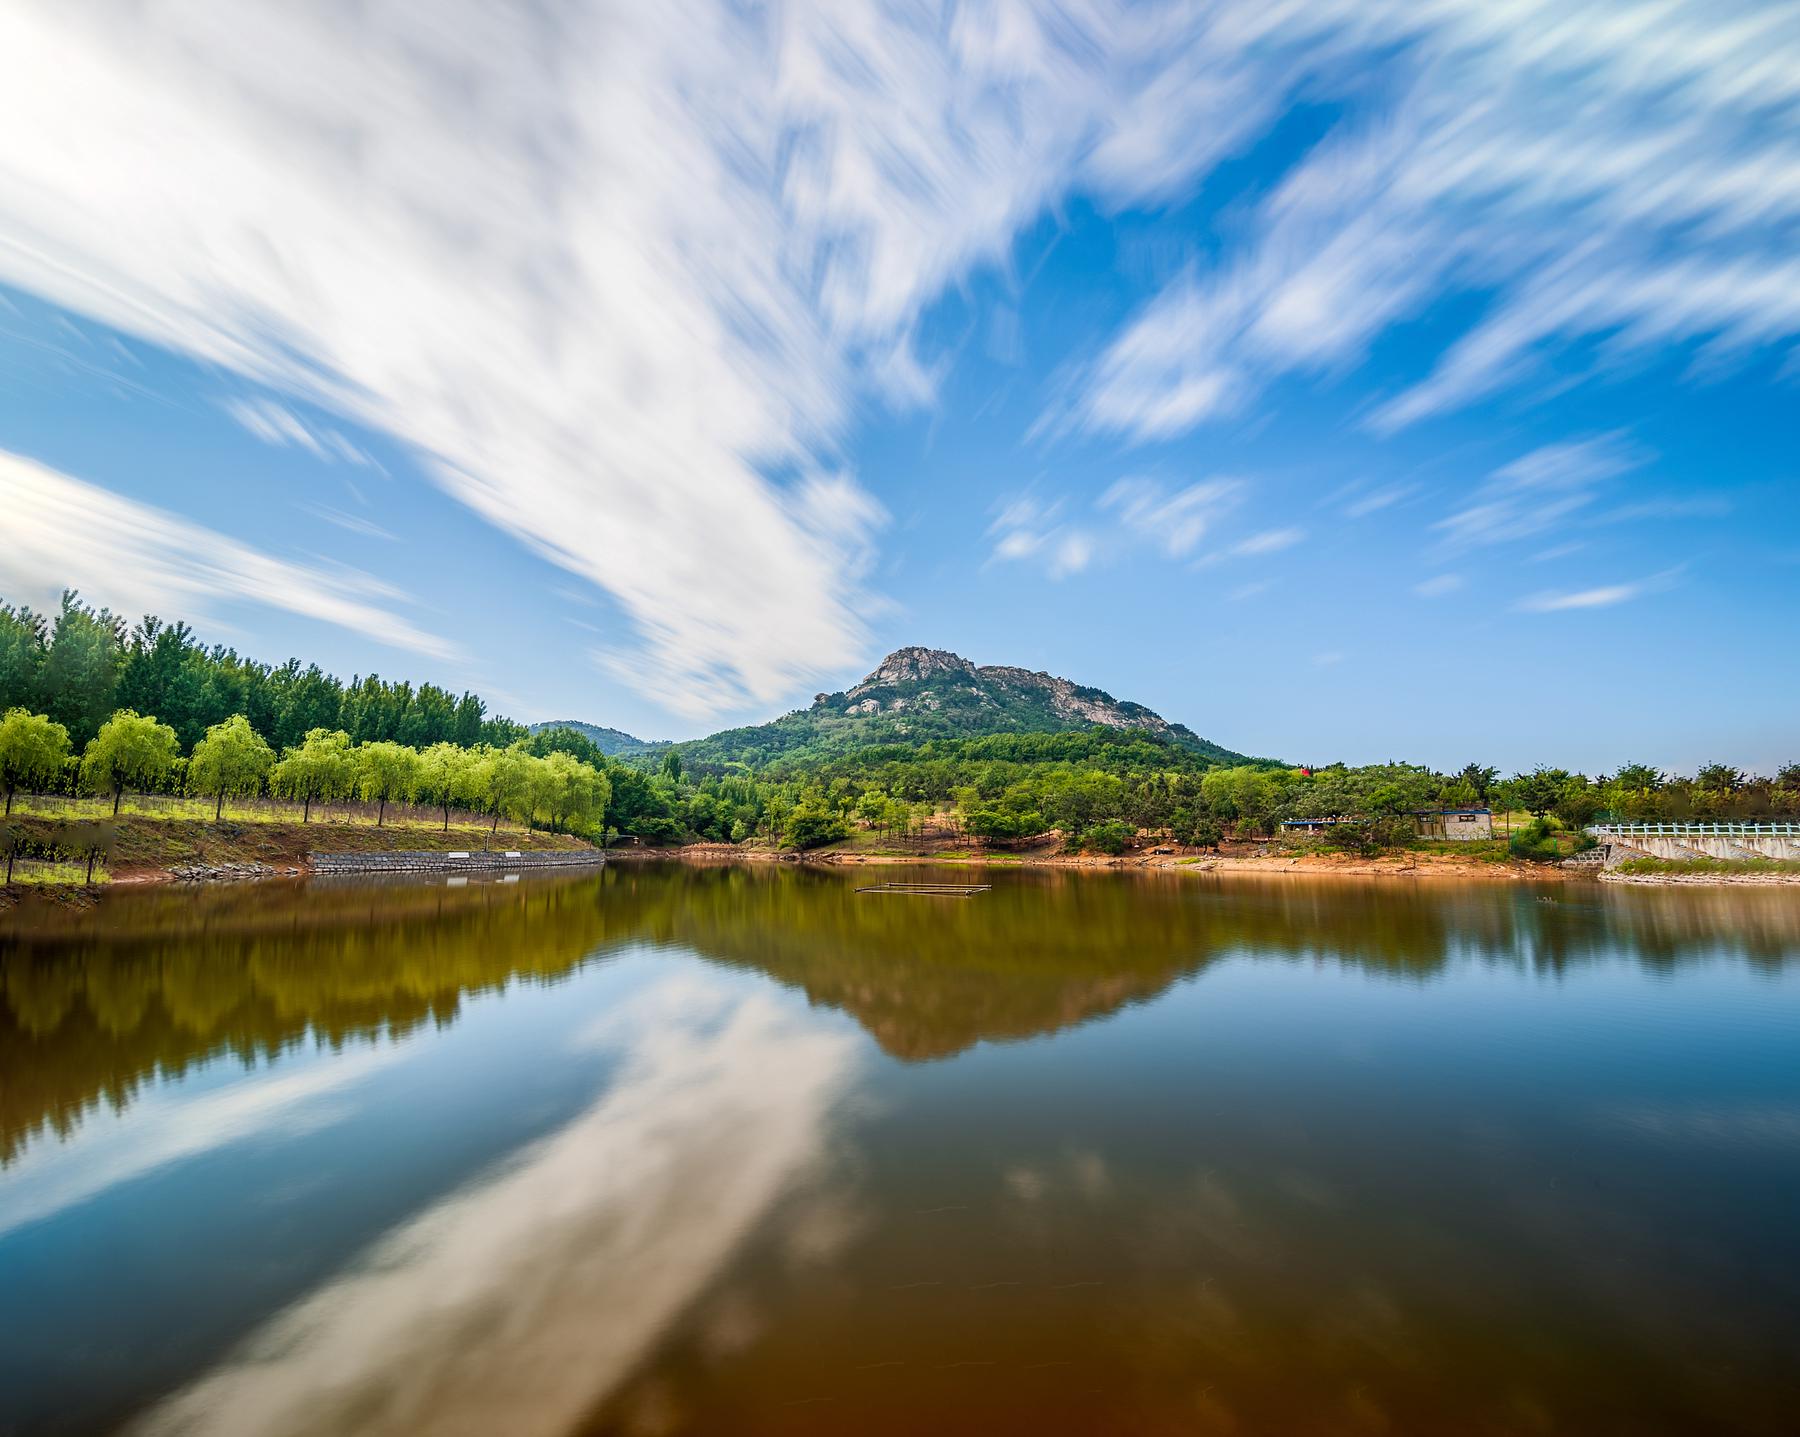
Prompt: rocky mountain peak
<box><xmin>847</xmin><ymin>647</ymin><xmax>977</xmax><ymax>697</ymax></box>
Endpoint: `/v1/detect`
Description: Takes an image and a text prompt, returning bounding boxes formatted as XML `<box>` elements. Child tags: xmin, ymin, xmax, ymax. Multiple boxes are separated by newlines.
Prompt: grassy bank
<box><xmin>1613</xmin><ymin>856</ymin><xmax>1800</xmax><ymax>878</ymax></box>
<box><xmin>1</xmin><ymin>809</ymin><xmax>595</xmax><ymax>892</ymax></box>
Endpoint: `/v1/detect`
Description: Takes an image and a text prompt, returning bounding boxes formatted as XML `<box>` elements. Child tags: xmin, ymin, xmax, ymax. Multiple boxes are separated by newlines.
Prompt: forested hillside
<box><xmin>527</xmin><ymin>720</ymin><xmax>663</xmax><ymax>757</ymax></box>
<box><xmin>677</xmin><ymin>646</ymin><xmax>1254</xmax><ymax>769</ymax></box>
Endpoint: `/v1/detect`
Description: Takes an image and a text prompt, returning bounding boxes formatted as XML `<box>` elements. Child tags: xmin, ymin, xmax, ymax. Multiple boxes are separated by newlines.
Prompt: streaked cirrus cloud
<box><xmin>0</xmin><ymin>0</ymin><xmax>1334</xmax><ymax>716</ymax></box>
<box><xmin>0</xmin><ymin>450</ymin><xmax>457</xmax><ymax>661</ymax></box>
<box><xmin>1069</xmin><ymin>0</ymin><xmax>1800</xmax><ymax>443</ymax></box>
<box><xmin>2</xmin><ymin>1</ymin><xmax>1788</xmax><ymax>715</ymax></box>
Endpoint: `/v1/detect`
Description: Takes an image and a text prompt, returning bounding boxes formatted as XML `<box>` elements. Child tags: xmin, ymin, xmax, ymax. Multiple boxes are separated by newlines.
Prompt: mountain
<box><xmin>678</xmin><ymin>646</ymin><xmax>1251</xmax><ymax>768</ymax></box>
<box><xmin>529</xmin><ymin>719</ymin><xmax>665</xmax><ymax>756</ymax></box>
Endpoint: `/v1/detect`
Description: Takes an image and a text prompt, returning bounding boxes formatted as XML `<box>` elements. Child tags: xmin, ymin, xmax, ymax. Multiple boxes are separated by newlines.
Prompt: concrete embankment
<box><xmin>310</xmin><ymin>849</ymin><xmax>607</xmax><ymax>875</ymax></box>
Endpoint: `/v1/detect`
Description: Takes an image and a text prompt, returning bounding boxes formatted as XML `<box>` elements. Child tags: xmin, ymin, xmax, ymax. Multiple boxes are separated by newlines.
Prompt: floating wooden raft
<box><xmin>855</xmin><ymin>880</ymin><xmax>991</xmax><ymax>897</ymax></box>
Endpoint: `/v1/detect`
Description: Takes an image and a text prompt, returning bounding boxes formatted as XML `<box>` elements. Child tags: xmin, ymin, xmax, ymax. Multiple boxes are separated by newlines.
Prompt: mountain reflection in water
<box><xmin>5</xmin><ymin>865</ymin><xmax>1798</xmax><ymax>1165</ymax></box>
<box><xmin>2</xmin><ymin>864</ymin><xmax>1798</xmax><ymax>1437</ymax></box>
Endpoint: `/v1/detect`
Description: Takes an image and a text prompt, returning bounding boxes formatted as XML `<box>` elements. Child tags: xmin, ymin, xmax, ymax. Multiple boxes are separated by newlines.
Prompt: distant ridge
<box><xmin>676</xmin><ymin>646</ymin><xmax>1251</xmax><ymax>768</ymax></box>
<box><xmin>529</xmin><ymin>719</ymin><xmax>665</xmax><ymax>756</ymax></box>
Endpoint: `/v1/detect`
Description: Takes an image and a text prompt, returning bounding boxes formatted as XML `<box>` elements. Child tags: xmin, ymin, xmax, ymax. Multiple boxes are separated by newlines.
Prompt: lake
<box><xmin>2</xmin><ymin>864</ymin><xmax>1798</xmax><ymax>1435</ymax></box>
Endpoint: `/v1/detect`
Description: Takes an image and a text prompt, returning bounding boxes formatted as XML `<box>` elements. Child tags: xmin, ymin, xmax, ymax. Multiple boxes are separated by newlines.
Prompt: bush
<box><xmin>1170</xmin><ymin>810</ymin><xmax>1223</xmax><ymax>849</ymax></box>
<box><xmin>1074</xmin><ymin>819</ymin><xmax>1134</xmax><ymax>855</ymax></box>
<box><xmin>1508</xmin><ymin>816</ymin><xmax>1573</xmax><ymax>862</ymax></box>
<box><xmin>784</xmin><ymin>808</ymin><xmax>850</xmax><ymax>849</ymax></box>
<box><xmin>1325</xmin><ymin>820</ymin><xmax>1378</xmax><ymax>857</ymax></box>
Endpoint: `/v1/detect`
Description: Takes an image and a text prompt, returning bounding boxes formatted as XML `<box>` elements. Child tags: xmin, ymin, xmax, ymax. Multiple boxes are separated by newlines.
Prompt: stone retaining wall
<box><xmin>309</xmin><ymin>849</ymin><xmax>607</xmax><ymax>874</ymax></box>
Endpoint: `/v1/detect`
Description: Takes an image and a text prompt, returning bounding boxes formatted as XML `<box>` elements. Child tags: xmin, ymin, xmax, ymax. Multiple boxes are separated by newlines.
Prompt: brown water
<box><xmin>2</xmin><ymin>864</ymin><xmax>1798</xmax><ymax>1435</ymax></box>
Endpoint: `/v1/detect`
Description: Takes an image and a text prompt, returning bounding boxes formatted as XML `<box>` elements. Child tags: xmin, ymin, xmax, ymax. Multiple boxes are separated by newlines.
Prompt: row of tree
<box><xmin>0</xmin><ymin>592</ymin><xmax>529</xmax><ymax>753</ymax></box>
<box><xmin>0</xmin><ymin>706</ymin><xmax>611</xmax><ymax>837</ymax></box>
<box><xmin>652</xmin><ymin>734</ymin><xmax>1800</xmax><ymax>852</ymax></box>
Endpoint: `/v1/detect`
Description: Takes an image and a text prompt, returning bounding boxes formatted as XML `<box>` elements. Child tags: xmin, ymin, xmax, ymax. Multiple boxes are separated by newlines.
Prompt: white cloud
<box><xmin>1100</xmin><ymin>477</ymin><xmax>1242</xmax><ymax>559</ymax></box>
<box><xmin>226</xmin><ymin>399</ymin><xmax>380</xmax><ymax>469</ymax></box>
<box><xmin>1049</xmin><ymin>531</ymin><xmax>1096</xmax><ymax>578</ymax></box>
<box><xmin>992</xmin><ymin>475</ymin><xmax>1247</xmax><ymax>577</ymax></box>
<box><xmin>298</xmin><ymin>504</ymin><xmax>395</xmax><ymax>542</ymax></box>
<box><xmin>1230</xmin><ymin>527</ymin><xmax>1305</xmax><ymax>557</ymax></box>
<box><xmin>5</xmin><ymin>0</ymin><xmax>1786</xmax><ymax>714</ymax></box>
<box><xmin>0</xmin><ymin>0</ymin><xmax>1317</xmax><ymax>717</ymax></box>
<box><xmin>1434</xmin><ymin>434</ymin><xmax>1641</xmax><ymax>552</ymax></box>
<box><xmin>0</xmin><ymin>450</ymin><xmax>458</xmax><ymax>660</ymax></box>
<box><xmin>1064</xmin><ymin>0</ymin><xmax>1800</xmax><ymax>442</ymax></box>
<box><xmin>1342</xmin><ymin>484</ymin><xmax>1417</xmax><ymax>519</ymax></box>
<box><xmin>986</xmin><ymin>498</ymin><xmax>1095</xmax><ymax>582</ymax></box>
<box><xmin>1516</xmin><ymin>583</ymin><xmax>1645</xmax><ymax>612</ymax></box>
<box><xmin>1414</xmin><ymin>574</ymin><xmax>1464</xmax><ymax>599</ymax></box>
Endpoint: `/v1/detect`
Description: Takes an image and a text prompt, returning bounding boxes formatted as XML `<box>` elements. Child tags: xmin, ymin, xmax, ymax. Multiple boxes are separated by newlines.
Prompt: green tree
<box><xmin>41</xmin><ymin>592</ymin><xmax>124</xmax><ymax>747</ymax></box>
<box><xmin>486</xmin><ymin>744</ymin><xmax>538</xmax><ymax>833</ymax></box>
<box><xmin>0</xmin><ymin>603</ymin><xmax>48</xmax><ymax>713</ymax></box>
<box><xmin>0</xmin><ymin>707</ymin><xmax>71</xmax><ymax>815</ymax></box>
<box><xmin>453</xmin><ymin>746</ymin><xmax>497</xmax><ymax>831</ymax></box>
<box><xmin>270</xmin><ymin>728</ymin><xmax>357</xmax><ymax>822</ymax></box>
<box><xmin>784</xmin><ymin>805</ymin><xmax>849</xmax><ymax>849</ymax></box>
<box><xmin>1553</xmin><ymin>774</ymin><xmax>1601</xmax><ymax>830</ymax></box>
<box><xmin>414</xmin><ymin>741</ymin><xmax>472</xmax><ymax>832</ymax></box>
<box><xmin>1511</xmin><ymin>767</ymin><xmax>1569</xmax><ymax>818</ymax></box>
<box><xmin>1075</xmin><ymin>819</ymin><xmax>1134</xmax><ymax>854</ymax></box>
<box><xmin>80</xmin><ymin>709</ymin><xmax>179</xmax><ymax>815</ymax></box>
<box><xmin>356</xmin><ymin>741</ymin><xmax>421</xmax><ymax>826</ymax></box>
<box><xmin>536</xmin><ymin>751</ymin><xmax>609</xmax><ymax>833</ymax></box>
<box><xmin>188</xmin><ymin>713</ymin><xmax>275</xmax><ymax>819</ymax></box>
<box><xmin>1456</xmin><ymin>763</ymin><xmax>1499</xmax><ymax>804</ymax></box>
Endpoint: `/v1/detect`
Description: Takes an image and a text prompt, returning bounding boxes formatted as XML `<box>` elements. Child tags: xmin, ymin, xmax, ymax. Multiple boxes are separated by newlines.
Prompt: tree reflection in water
<box><xmin>5</xmin><ymin>866</ymin><xmax>1799</xmax><ymax>1167</ymax></box>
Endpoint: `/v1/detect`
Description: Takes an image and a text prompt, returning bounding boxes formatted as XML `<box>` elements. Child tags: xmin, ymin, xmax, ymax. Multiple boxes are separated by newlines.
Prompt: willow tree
<box><xmin>0</xmin><ymin>707</ymin><xmax>70</xmax><ymax>815</ymax></box>
<box><xmin>188</xmin><ymin>714</ymin><xmax>275</xmax><ymax>820</ymax></box>
<box><xmin>356</xmin><ymin>740</ymin><xmax>421</xmax><ymax>826</ymax></box>
<box><xmin>486</xmin><ymin>744</ymin><xmax>536</xmax><ymax>833</ymax></box>
<box><xmin>270</xmin><ymin>728</ymin><xmax>356</xmax><ymax>823</ymax></box>
<box><xmin>414</xmin><ymin>741</ymin><xmax>474</xmax><ymax>832</ymax></box>
<box><xmin>80</xmin><ymin>710</ymin><xmax>178</xmax><ymax>816</ymax></box>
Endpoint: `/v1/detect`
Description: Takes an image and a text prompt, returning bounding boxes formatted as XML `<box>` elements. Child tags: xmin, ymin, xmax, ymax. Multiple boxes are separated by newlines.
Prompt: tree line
<box><xmin>662</xmin><ymin>734</ymin><xmax>1800</xmax><ymax>853</ymax></box>
<box><xmin>7</xmin><ymin>590</ymin><xmax>1796</xmax><ymax>854</ymax></box>
<box><xmin>0</xmin><ymin>706</ymin><xmax>611</xmax><ymax>837</ymax></box>
<box><xmin>1</xmin><ymin>592</ymin><xmax>529</xmax><ymax>754</ymax></box>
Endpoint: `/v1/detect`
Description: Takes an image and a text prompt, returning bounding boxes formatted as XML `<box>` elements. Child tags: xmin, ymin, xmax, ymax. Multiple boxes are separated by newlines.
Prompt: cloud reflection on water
<box><xmin>131</xmin><ymin>973</ymin><xmax>857</xmax><ymax>1437</ymax></box>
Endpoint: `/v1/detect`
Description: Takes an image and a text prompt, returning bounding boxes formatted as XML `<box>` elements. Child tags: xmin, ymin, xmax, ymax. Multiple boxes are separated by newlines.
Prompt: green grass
<box><xmin>1615</xmin><ymin>856</ymin><xmax>1800</xmax><ymax>876</ymax></box>
<box><xmin>1</xmin><ymin>809</ymin><xmax>592</xmax><ymax>884</ymax></box>
<box><xmin>5</xmin><ymin>792</ymin><xmax>530</xmax><ymax>834</ymax></box>
<box><xmin>2</xmin><ymin>860</ymin><xmax>111</xmax><ymax>886</ymax></box>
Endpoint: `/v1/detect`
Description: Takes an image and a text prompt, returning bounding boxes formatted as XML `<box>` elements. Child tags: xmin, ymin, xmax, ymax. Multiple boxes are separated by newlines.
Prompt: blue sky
<box><xmin>1</xmin><ymin>1</ymin><xmax>1796</xmax><ymax>772</ymax></box>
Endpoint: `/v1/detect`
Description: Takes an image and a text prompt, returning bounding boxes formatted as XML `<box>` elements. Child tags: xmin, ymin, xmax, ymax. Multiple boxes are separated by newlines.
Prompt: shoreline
<box><xmin>607</xmin><ymin>842</ymin><xmax>1583</xmax><ymax>883</ymax></box>
<box><xmin>9</xmin><ymin>832</ymin><xmax>1799</xmax><ymax>902</ymax></box>
<box><xmin>610</xmin><ymin>842</ymin><xmax>1800</xmax><ymax>886</ymax></box>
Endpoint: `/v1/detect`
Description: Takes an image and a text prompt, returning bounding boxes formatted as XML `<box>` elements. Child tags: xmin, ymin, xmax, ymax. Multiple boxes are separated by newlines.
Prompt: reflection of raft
<box><xmin>855</xmin><ymin>881</ymin><xmax>991</xmax><ymax>897</ymax></box>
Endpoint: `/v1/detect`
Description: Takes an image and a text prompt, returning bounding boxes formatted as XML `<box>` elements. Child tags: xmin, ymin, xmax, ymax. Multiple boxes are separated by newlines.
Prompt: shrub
<box><xmin>1508</xmin><ymin>816</ymin><xmax>1566</xmax><ymax>862</ymax></box>
<box><xmin>1170</xmin><ymin>810</ymin><xmax>1223</xmax><ymax>849</ymax></box>
<box><xmin>784</xmin><ymin>808</ymin><xmax>849</xmax><ymax>849</ymax></box>
<box><xmin>1325</xmin><ymin>820</ymin><xmax>1378</xmax><ymax>856</ymax></box>
<box><xmin>1076</xmin><ymin>820</ymin><xmax>1134</xmax><ymax>855</ymax></box>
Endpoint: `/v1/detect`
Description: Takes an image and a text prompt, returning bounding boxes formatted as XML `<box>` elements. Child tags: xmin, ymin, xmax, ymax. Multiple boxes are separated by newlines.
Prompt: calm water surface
<box><xmin>2</xmin><ymin>864</ymin><xmax>1798</xmax><ymax>1435</ymax></box>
